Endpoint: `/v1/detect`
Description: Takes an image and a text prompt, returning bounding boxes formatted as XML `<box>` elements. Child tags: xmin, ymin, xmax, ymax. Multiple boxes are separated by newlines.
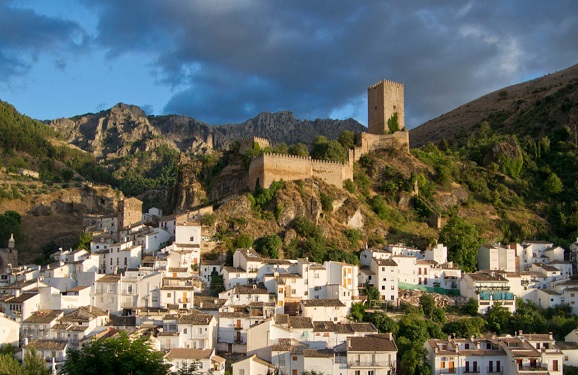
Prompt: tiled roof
<box><xmin>178</xmin><ymin>311</ymin><xmax>213</xmax><ymax>325</ymax></box>
<box><xmin>348</xmin><ymin>334</ymin><xmax>397</xmax><ymax>352</ymax></box>
<box><xmin>288</xmin><ymin>316</ymin><xmax>313</xmax><ymax>329</ymax></box>
<box><xmin>301</xmin><ymin>299</ymin><xmax>345</xmax><ymax>307</ymax></box>
<box><xmin>166</xmin><ymin>348</ymin><xmax>213</xmax><ymax>360</ymax></box>
<box><xmin>194</xmin><ymin>295</ymin><xmax>227</xmax><ymax>310</ymax></box>
<box><xmin>6</xmin><ymin>292</ymin><xmax>38</xmax><ymax>303</ymax></box>
<box><xmin>27</xmin><ymin>339</ymin><xmax>68</xmax><ymax>351</ymax></box>
<box><xmin>97</xmin><ymin>275</ymin><xmax>121</xmax><ymax>283</ymax></box>
<box><xmin>23</xmin><ymin>310</ymin><xmax>63</xmax><ymax>324</ymax></box>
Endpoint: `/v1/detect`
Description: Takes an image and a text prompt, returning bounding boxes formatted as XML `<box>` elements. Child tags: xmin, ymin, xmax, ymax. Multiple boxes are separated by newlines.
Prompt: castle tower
<box><xmin>367</xmin><ymin>79</ymin><xmax>405</xmax><ymax>135</ymax></box>
<box><xmin>118</xmin><ymin>197</ymin><xmax>143</xmax><ymax>230</ymax></box>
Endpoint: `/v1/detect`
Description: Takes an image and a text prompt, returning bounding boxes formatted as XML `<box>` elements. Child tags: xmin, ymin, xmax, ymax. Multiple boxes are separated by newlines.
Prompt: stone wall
<box><xmin>368</xmin><ymin>79</ymin><xmax>405</xmax><ymax>135</ymax></box>
<box><xmin>249</xmin><ymin>152</ymin><xmax>353</xmax><ymax>191</ymax></box>
<box><xmin>239</xmin><ymin>137</ymin><xmax>271</xmax><ymax>155</ymax></box>
<box><xmin>353</xmin><ymin>131</ymin><xmax>409</xmax><ymax>161</ymax></box>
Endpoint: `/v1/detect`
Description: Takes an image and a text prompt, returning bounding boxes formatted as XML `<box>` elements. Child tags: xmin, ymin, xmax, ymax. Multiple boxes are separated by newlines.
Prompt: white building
<box><xmin>460</xmin><ymin>271</ymin><xmax>516</xmax><ymax>314</ymax></box>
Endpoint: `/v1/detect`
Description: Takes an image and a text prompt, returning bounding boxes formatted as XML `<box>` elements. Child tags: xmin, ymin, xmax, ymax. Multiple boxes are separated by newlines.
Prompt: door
<box><xmin>449</xmin><ymin>361</ymin><xmax>454</xmax><ymax>373</ymax></box>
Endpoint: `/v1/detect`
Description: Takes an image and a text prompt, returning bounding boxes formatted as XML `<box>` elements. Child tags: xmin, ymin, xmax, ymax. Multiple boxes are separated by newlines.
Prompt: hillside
<box><xmin>410</xmin><ymin>63</ymin><xmax>578</xmax><ymax>147</ymax></box>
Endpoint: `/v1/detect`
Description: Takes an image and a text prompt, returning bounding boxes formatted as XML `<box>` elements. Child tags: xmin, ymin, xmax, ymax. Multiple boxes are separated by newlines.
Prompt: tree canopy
<box><xmin>60</xmin><ymin>332</ymin><xmax>170</xmax><ymax>375</ymax></box>
<box><xmin>438</xmin><ymin>216</ymin><xmax>481</xmax><ymax>272</ymax></box>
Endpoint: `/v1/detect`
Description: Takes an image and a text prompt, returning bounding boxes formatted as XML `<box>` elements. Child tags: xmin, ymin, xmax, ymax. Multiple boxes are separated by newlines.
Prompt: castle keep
<box><xmin>248</xmin><ymin>79</ymin><xmax>409</xmax><ymax>190</ymax></box>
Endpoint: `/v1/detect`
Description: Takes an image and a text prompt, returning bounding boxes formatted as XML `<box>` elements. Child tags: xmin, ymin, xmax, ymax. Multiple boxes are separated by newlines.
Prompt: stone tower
<box><xmin>118</xmin><ymin>197</ymin><xmax>143</xmax><ymax>230</ymax></box>
<box><xmin>367</xmin><ymin>79</ymin><xmax>405</xmax><ymax>135</ymax></box>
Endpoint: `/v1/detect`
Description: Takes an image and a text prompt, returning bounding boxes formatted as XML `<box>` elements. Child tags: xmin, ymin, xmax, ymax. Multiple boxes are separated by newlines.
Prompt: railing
<box><xmin>486</xmin><ymin>367</ymin><xmax>503</xmax><ymax>374</ymax></box>
<box><xmin>234</xmin><ymin>325</ymin><xmax>243</xmax><ymax>330</ymax></box>
<box><xmin>349</xmin><ymin>361</ymin><xmax>392</xmax><ymax>368</ymax></box>
<box><xmin>234</xmin><ymin>337</ymin><xmax>243</xmax><ymax>343</ymax></box>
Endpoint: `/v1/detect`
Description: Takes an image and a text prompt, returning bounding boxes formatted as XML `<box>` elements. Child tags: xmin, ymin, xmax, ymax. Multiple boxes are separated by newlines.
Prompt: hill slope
<box><xmin>410</xmin><ymin>63</ymin><xmax>578</xmax><ymax>147</ymax></box>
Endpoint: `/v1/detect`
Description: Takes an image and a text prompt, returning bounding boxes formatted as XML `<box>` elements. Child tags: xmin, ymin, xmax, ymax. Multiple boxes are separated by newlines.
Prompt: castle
<box><xmin>247</xmin><ymin>79</ymin><xmax>410</xmax><ymax>190</ymax></box>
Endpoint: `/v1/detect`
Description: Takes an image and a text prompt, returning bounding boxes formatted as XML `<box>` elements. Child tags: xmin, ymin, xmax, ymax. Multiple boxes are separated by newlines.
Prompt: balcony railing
<box><xmin>349</xmin><ymin>361</ymin><xmax>393</xmax><ymax>368</ymax></box>
<box><xmin>234</xmin><ymin>325</ymin><xmax>243</xmax><ymax>330</ymax></box>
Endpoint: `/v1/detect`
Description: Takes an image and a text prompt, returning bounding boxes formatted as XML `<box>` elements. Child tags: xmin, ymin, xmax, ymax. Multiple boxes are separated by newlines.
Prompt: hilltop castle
<box><xmin>245</xmin><ymin>79</ymin><xmax>410</xmax><ymax>191</ymax></box>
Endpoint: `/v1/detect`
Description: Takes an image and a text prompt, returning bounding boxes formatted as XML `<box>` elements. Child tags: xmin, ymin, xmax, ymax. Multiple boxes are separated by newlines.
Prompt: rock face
<box><xmin>49</xmin><ymin>106</ymin><xmax>367</xmax><ymax>161</ymax></box>
<box><xmin>166</xmin><ymin>157</ymin><xmax>208</xmax><ymax>214</ymax></box>
<box><xmin>0</xmin><ymin>185</ymin><xmax>120</xmax><ymax>259</ymax></box>
<box><xmin>216</xmin><ymin>111</ymin><xmax>366</xmax><ymax>146</ymax></box>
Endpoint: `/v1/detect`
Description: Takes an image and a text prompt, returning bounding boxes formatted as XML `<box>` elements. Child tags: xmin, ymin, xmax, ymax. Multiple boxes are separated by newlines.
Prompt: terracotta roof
<box><xmin>27</xmin><ymin>339</ymin><xmax>68</xmax><ymax>351</ymax></box>
<box><xmin>6</xmin><ymin>292</ymin><xmax>37</xmax><ymax>303</ymax></box>
<box><xmin>301</xmin><ymin>299</ymin><xmax>345</xmax><ymax>307</ymax></box>
<box><xmin>376</xmin><ymin>258</ymin><xmax>398</xmax><ymax>267</ymax></box>
<box><xmin>274</xmin><ymin>314</ymin><xmax>288</xmax><ymax>325</ymax></box>
<box><xmin>194</xmin><ymin>295</ymin><xmax>227</xmax><ymax>310</ymax></box>
<box><xmin>178</xmin><ymin>312</ymin><xmax>213</xmax><ymax>325</ymax></box>
<box><xmin>62</xmin><ymin>306</ymin><xmax>108</xmax><ymax>322</ymax></box>
<box><xmin>109</xmin><ymin>315</ymin><xmax>136</xmax><ymax>327</ymax></box>
<box><xmin>231</xmin><ymin>284</ymin><xmax>269</xmax><ymax>295</ymax></box>
<box><xmin>97</xmin><ymin>275</ymin><xmax>121</xmax><ymax>282</ymax></box>
<box><xmin>348</xmin><ymin>334</ymin><xmax>397</xmax><ymax>352</ymax></box>
<box><xmin>288</xmin><ymin>316</ymin><xmax>313</xmax><ymax>329</ymax></box>
<box><xmin>168</xmin><ymin>267</ymin><xmax>188</xmax><ymax>272</ymax></box>
<box><xmin>166</xmin><ymin>348</ymin><xmax>213</xmax><ymax>360</ymax></box>
<box><xmin>23</xmin><ymin>310</ymin><xmax>63</xmax><ymax>324</ymax></box>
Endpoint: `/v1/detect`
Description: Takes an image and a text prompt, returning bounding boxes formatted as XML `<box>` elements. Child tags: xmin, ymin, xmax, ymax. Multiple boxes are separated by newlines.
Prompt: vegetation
<box><xmin>60</xmin><ymin>332</ymin><xmax>170</xmax><ymax>375</ymax></box>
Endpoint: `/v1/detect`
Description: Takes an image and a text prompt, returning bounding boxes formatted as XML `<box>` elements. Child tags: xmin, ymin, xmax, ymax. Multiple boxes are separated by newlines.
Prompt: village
<box><xmin>0</xmin><ymin>195</ymin><xmax>578</xmax><ymax>374</ymax></box>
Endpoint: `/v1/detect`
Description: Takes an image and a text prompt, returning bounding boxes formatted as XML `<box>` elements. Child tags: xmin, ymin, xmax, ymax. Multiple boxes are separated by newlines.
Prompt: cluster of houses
<box><xmin>0</xmin><ymin>197</ymin><xmax>577</xmax><ymax>374</ymax></box>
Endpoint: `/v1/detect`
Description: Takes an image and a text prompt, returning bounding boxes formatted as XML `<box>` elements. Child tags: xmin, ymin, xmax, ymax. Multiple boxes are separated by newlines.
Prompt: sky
<box><xmin>1</xmin><ymin>1</ymin><xmax>577</xmax><ymax>128</ymax></box>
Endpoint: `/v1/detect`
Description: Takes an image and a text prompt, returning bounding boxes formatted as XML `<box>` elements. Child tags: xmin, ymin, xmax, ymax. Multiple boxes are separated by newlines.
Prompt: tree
<box><xmin>0</xmin><ymin>354</ymin><xmax>23</xmax><ymax>375</ymax></box>
<box><xmin>387</xmin><ymin>112</ymin><xmax>400</xmax><ymax>133</ymax></box>
<box><xmin>60</xmin><ymin>332</ymin><xmax>170</xmax><ymax>375</ymax></box>
<box><xmin>543</xmin><ymin>172</ymin><xmax>563</xmax><ymax>195</ymax></box>
<box><xmin>233</xmin><ymin>233</ymin><xmax>253</xmax><ymax>249</ymax></box>
<box><xmin>349</xmin><ymin>302</ymin><xmax>366</xmax><ymax>322</ymax></box>
<box><xmin>438</xmin><ymin>216</ymin><xmax>481</xmax><ymax>272</ymax></box>
<box><xmin>463</xmin><ymin>298</ymin><xmax>479</xmax><ymax>316</ymax></box>
<box><xmin>419</xmin><ymin>294</ymin><xmax>436</xmax><ymax>317</ymax></box>
<box><xmin>486</xmin><ymin>302</ymin><xmax>511</xmax><ymax>334</ymax></box>
<box><xmin>254</xmin><ymin>234</ymin><xmax>282</xmax><ymax>259</ymax></box>
<box><xmin>320</xmin><ymin>193</ymin><xmax>333</xmax><ymax>213</ymax></box>
<box><xmin>74</xmin><ymin>232</ymin><xmax>92</xmax><ymax>251</ymax></box>
<box><xmin>22</xmin><ymin>347</ymin><xmax>50</xmax><ymax>375</ymax></box>
<box><xmin>338</xmin><ymin>130</ymin><xmax>355</xmax><ymax>150</ymax></box>
<box><xmin>172</xmin><ymin>361</ymin><xmax>201</xmax><ymax>375</ymax></box>
<box><xmin>365</xmin><ymin>284</ymin><xmax>380</xmax><ymax>303</ymax></box>
<box><xmin>288</xmin><ymin>143</ymin><xmax>309</xmax><ymax>157</ymax></box>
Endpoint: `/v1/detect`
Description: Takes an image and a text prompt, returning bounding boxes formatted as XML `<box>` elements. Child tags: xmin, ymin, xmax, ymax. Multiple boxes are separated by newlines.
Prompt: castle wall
<box><xmin>249</xmin><ymin>153</ymin><xmax>312</xmax><ymax>190</ymax></box>
<box><xmin>311</xmin><ymin>159</ymin><xmax>348</xmax><ymax>188</ymax></box>
<box><xmin>353</xmin><ymin>131</ymin><xmax>409</xmax><ymax>161</ymax></box>
<box><xmin>368</xmin><ymin>80</ymin><xmax>405</xmax><ymax>135</ymax></box>
<box><xmin>239</xmin><ymin>137</ymin><xmax>271</xmax><ymax>155</ymax></box>
<box><xmin>249</xmin><ymin>152</ymin><xmax>353</xmax><ymax>191</ymax></box>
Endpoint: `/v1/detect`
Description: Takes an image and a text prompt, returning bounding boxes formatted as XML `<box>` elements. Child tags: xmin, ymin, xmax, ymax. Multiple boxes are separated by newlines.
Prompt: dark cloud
<box><xmin>0</xmin><ymin>3</ymin><xmax>87</xmax><ymax>86</ymax></box>
<box><xmin>7</xmin><ymin>1</ymin><xmax>578</xmax><ymax>126</ymax></box>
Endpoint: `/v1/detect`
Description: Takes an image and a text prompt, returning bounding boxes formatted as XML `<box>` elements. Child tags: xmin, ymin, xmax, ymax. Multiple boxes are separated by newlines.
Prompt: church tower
<box><xmin>367</xmin><ymin>79</ymin><xmax>405</xmax><ymax>135</ymax></box>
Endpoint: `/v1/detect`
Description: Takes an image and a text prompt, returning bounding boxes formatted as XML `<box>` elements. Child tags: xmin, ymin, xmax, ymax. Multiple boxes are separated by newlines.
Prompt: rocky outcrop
<box><xmin>166</xmin><ymin>156</ymin><xmax>208</xmax><ymax>214</ymax></box>
<box><xmin>216</xmin><ymin>111</ymin><xmax>366</xmax><ymax>146</ymax></box>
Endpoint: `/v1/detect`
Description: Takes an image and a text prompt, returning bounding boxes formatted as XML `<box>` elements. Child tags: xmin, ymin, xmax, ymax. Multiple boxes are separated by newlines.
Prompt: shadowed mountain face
<box><xmin>49</xmin><ymin>106</ymin><xmax>366</xmax><ymax>160</ymax></box>
<box><xmin>410</xmin><ymin>63</ymin><xmax>578</xmax><ymax>148</ymax></box>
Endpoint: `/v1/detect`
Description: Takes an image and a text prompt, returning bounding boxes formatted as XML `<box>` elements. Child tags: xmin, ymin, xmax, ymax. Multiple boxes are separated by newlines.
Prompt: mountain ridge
<box><xmin>410</xmin><ymin>63</ymin><xmax>578</xmax><ymax>148</ymax></box>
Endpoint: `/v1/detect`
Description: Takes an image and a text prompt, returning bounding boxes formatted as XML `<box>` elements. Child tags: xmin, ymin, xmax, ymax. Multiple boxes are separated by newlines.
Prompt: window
<box><xmin>184</xmin><ymin>328</ymin><xmax>187</xmax><ymax>334</ymax></box>
<box><xmin>240</xmin><ymin>370</ymin><xmax>245</xmax><ymax>375</ymax></box>
<box><xmin>167</xmin><ymin>293</ymin><xmax>172</xmax><ymax>298</ymax></box>
<box><xmin>382</xmin><ymin>286</ymin><xmax>385</xmax><ymax>290</ymax></box>
<box><xmin>292</xmin><ymin>356</ymin><xmax>297</xmax><ymax>361</ymax></box>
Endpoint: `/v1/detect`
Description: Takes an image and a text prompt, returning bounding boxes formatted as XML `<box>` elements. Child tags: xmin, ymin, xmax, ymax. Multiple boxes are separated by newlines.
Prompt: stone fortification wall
<box><xmin>311</xmin><ymin>158</ymin><xmax>350</xmax><ymax>187</ymax></box>
<box><xmin>353</xmin><ymin>131</ymin><xmax>409</xmax><ymax>161</ymax></box>
<box><xmin>368</xmin><ymin>79</ymin><xmax>405</xmax><ymax>135</ymax></box>
<box><xmin>249</xmin><ymin>153</ymin><xmax>312</xmax><ymax>191</ymax></box>
<box><xmin>239</xmin><ymin>137</ymin><xmax>271</xmax><ymax>155</ymax></box>
<box><xmin>249</xmin><ymin>152</ymin><xmax>353</xmax><ymax>190</ymax></box>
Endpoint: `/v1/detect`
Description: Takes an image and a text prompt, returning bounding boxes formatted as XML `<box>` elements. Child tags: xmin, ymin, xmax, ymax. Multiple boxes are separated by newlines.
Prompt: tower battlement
<box><xmin>368</xmin><ymin>79</ymin><xmax>405</xmax><ymax>135</ymax></box>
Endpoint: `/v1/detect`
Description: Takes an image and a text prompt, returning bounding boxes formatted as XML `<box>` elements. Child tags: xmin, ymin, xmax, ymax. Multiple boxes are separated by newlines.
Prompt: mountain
<box><xmin>216</xmin><ymin>111</ymin><xmax>366</xmax><ymax>146</ymax></box>
<box><xmin>410</xmin><ymin>63</ymin><xmax>578</xmax><ymax>148</ymax></box>
<box><xmin>49</xmin><ymin>105</ymin><xmax>366</xmax><ymax>160</ymax></box>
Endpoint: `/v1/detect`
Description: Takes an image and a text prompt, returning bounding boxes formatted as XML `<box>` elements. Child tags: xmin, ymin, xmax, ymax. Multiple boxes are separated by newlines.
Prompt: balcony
<box><xmin>234</xmin><ymin>325</ymin><xmax>243</xmax><ymax>330</ymax></box>
<box><xmin>234</xmin><ymin>337</ymin><xmax>243</xmax><ymax>344</ymax></box>
<box><xmin>349</xmin><ymin>361</ymin><xmax>393</xmax><ymax>368</ymax></box>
